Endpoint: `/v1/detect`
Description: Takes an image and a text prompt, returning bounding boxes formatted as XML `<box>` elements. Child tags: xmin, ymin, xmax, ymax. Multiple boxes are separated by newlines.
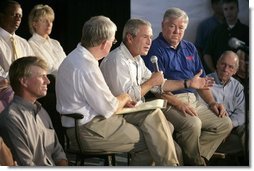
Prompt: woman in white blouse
<box><xmin>28</xmin><ymin>4</ymin><xmax>66</xmax><ymax>77</ymax></box>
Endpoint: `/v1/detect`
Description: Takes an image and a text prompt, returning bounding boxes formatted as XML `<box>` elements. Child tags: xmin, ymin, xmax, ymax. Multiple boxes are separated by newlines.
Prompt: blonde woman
<box><xmin>28</xmin><ymin>4</ymin><xmax>66</xmax><ymax>77</ymax></box>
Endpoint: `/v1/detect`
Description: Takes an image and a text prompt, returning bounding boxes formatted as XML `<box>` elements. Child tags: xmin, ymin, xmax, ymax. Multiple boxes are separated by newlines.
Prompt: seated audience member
<box><xmin>0</xmin><ymin>0</ymin><xmax>34</xmax><ymax>109</ymax></box>
<box><xmin>0</xmin><ymin>0</ymin><xmax>34</xmax><ymax>75</ymax></box>
<box><xmin>0</xmin><ymin>136</ymin><xmax>16</xmax><ymax>166</ymax></box>
<box><xmin>100</xmin><ymin>18</ymin><xmax>215</xmax><ymax>165</ymax></box>
<box><xmin>28</xmin><ymin>4</ymin><xmax>66</xmax><ymax>77</ymax></box>
<box><xmin>194</xmin><ymin>0</ymin><xmax>224</xmax><ymax>72</ymax></box>
<box><xmin>199</xmin><ymin>51</ymin><xmax>248</xmax><ymax>164</ymax></box>
<box><xmin>142</xmin><ymin>8</ymin><xmax>232</xmax><ymax>166</ymax></box>
<box><xmin>0</xmin><ymin>56</ymin><xmax>68</xmax><ymax>166</ymax></box>
<box><xmin>203</xmin><ymin>0</ymin><xmax>249</xmax><ymax>73</ymax></box>
<box><xmin>56</xmin><ymin>15</ymin><xmax>179</xmax><ymax>166</ymax></box>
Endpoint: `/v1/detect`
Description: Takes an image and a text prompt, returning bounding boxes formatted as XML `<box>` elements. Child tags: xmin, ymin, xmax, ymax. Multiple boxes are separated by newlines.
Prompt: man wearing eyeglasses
<box><xmin>0</xmin><ymin>0</ymin><xmax>34</xmax><ymax>76</ymax></box>
<box><xmin>0</xmin><ymin>0</ymin><xmax>35</xmax><ymax>121</ymax></box>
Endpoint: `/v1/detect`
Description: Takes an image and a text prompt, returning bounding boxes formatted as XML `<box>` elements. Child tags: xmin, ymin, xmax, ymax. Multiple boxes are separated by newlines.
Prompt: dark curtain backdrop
<box><xmin>15</xmin><ymin>0</ymin><xmax>130</xmax><ymax>54</ymax></box>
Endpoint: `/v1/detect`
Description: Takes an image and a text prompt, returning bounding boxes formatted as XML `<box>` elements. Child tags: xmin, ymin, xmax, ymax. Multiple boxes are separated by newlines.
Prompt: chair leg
<box><xmin>75</xmin><ymin>154</ymin><xmax>85</xmax><ymax>166</ymax></box>
<box><xmin>80</xmin><ymin>158</ymin><xmax>85</xmax><ymax>166</ymax></box>
<box><xmin>111</xmin><ymin>154</ymin><xmax>116</xmax><ymax>166</ymax></box>
<box><xmin>104</xmin><ymin>154</ymin><xmax>115</xmax><ymax>166</ymax></box>
<box><xmin>104</xmin><ymin>155</ymin><xmax>109</xmax><ymax>166</ymax></box>
<box><xmin>127</xmin><ymin>153</ymin><xmax>131</xmax><ymax>166</ymax></box>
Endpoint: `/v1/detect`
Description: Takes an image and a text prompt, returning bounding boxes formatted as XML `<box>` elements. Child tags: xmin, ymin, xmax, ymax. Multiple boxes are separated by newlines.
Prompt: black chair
<box><xmin>41</xmin><ymin>75</ymin><xmax>129</xmax><ymax>166</ymax></box>
<box><xmin>62</xmin><ymin>113</ymin><xmax>122</xmax><ymax>166</ymax></box>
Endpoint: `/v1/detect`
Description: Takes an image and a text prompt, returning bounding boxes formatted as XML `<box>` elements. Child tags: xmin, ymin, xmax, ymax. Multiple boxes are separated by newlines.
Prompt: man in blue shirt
<box><xmin>142</xmin><ymin>7</ymin><xmax>232</xmax><ymax>166</ymax></box>
<box><xmin>203</xmin><ymin>51</ymin><xmax>247</xmax><ymax>164</ymax></box>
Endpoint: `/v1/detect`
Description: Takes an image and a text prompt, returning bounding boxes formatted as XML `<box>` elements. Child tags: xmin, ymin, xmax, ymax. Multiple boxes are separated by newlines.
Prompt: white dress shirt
<box><xmin>28</xmin><ymin>33</ymin><xmax>66</xmax><ymax>76</ymax></box>
<box><xmin>56</xmin><ymin>43</ymin><xmax>118</xmax><ymax>127</ymax></box>
<box><xmin>100</xmin><ymin>43</ymin><xmax>154</xmax><ymax>103</ymax></box>
<box><xmin>0</xmin><ymin>27</ymin><xmax>34</xmax><ymax>74</ymax></box>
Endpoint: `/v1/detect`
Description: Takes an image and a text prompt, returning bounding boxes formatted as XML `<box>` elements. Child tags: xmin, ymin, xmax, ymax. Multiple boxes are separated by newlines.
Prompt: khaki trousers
<box><xmin>163</xmin><ymin>93</ymin><xmax>233</xmax><ymax>165</ymax></box>
<box><xmin>67</xmin><ymin>108</ymin><xmax>179</xmax><ymax>166</ymax></box>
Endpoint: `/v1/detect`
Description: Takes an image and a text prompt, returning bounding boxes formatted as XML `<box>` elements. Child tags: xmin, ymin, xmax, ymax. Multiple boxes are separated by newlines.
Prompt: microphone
<box><xmin>228</xmin><ymin>37</ymin><xmax>249</xmax><ymax>53</ymax></box>
<box><xmin>150</xmin><ymin>55</ymin><xmax>163</xmax><ymax>94</ymax></box>
<box><xmin>150</xmin><ymin>55</ymin><xmax>160</xmax><ymax>72</ymax></box>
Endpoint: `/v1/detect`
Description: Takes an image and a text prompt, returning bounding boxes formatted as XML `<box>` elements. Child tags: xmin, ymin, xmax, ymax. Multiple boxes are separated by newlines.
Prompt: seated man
<box><xmin>199</xmin><ymin>51</ymin><xmax>247</xmax><ymax>164</ymax></box>
<box><xmin>142</xmin><ymin>8</ymin><xmax>233</xmax><ymax>165</ymax></box>
<box><xmin>56</xmin><ymin>15</ymin><xmax>179</xmax><ymax>166</ymax></box>
<box><xmin>100</xmin><ymin>18</ymin><xmax>214</xmax><ymax>165</ymax></box>
<box><xmin>0</xmin><ymin>0</ymin><xmax>34</xmax><ymax>75</ymax></box>
<box><xmin>0</xmin><ymin>56</ymin><xmax>68</xmax><ymax>166</ymax></box>
<box><xmin>0</xmin><ymin>0</ymin><xmax>32</xmax><ymax>114</ymax></box>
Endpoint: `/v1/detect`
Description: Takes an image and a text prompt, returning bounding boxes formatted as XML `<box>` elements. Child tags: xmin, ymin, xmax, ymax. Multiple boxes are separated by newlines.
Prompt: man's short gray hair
<box><xmin>122</xmin><ymin>18</ymin><xmax>152</xmax><ymax>41</ymax></box>
<box><xmin>163</xmin><ymin>8</ymin><xmax>189</xmax><ymax>25</ymax></box>
<box><xmin>81</xmin><ymin>15</ymin><xmax>117</xmax><ymax>48</ymax></box>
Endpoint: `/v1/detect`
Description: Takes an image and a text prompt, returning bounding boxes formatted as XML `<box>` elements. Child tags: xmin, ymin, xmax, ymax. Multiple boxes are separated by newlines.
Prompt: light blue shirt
<box><xmin>208</xmin><ymin>72</ymin><xmax>245</xmax><ymax>127</ymax></box>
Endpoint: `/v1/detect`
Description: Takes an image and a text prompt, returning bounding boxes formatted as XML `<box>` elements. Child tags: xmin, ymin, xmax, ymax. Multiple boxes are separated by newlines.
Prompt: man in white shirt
<box><xmin>0</xmin><ymin>0</ymin><xmax>34</xmax><ymax>116</ymax></box>
<box><xmin>100</xmin><ymin>18</ymin><xmax>231</xmax><ymax>166</ymax></box>
<box><xmin>0</xmin><ymin>0</ymin><xmax>34</xmax><ymax>115</ymax></box>
<box><xmin>0</xmin><ymin>0</ymin><xmax>34</xmax><ymax>75</ymax></box>
<box><xmin>56</xmin><ymin>16</ymin><xmax>180</xmax><ymax>166</ymax></box>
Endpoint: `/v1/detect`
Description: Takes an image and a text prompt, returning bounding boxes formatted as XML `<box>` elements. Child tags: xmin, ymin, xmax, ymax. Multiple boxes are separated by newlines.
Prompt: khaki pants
<box><xmin>67</xmin><ymin>108</ymin><xmax>179</xmax><ymax>166</ymax></box>
<box><xmin>163</xmin><ymin>93</ymin><xmax>233</xmax><ymax>165</ymax></box>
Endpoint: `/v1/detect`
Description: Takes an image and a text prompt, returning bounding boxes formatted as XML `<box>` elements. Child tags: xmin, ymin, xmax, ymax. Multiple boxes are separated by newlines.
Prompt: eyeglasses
<box><xmin>113</xmin><ymin>39</ymin><xmax>117</xmax><ymax>45</ymax></box>
<box><xmin>4</xmin><ymin>12</ymin><xmax>22</xmax><ymax>19</ymax></box>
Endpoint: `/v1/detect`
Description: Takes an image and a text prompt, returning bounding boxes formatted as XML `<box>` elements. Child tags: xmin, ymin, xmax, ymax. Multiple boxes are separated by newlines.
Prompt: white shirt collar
<box><xmin>0</xmin><ymin>27</ymin><xmax>16</xmax><ymax>42</ymax></box>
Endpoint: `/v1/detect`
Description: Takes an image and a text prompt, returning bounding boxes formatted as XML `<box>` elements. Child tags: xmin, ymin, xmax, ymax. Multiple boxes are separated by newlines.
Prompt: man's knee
<box><xmin>220</xmin><ymin>116</ymin><xmax>233</xmax><ymax>134</ymax></box>
<box><xmin>182</xmin><ymin>117</ymin><xmax>202</xmax><ymax>133</ymax></box>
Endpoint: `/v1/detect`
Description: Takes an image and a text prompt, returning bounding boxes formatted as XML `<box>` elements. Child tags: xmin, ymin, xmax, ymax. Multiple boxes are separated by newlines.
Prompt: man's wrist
<box><xmin>161</xmin><ymin>79</ymin><xmax>166</xmax><ymax>93</ymax></box>
<box><xmin>184</xmin><ymin>79</ymin><xmax>189</xmax><ymax>88</ymax></box>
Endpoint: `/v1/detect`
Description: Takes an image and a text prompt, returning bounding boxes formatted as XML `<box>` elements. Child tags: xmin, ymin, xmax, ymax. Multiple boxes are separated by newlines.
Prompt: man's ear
<box><xmin>233</xmin><ymin>68</ymin><xmax>238</xmax><ymax>75</ymax></box>
<box><xmin>101</xmin><ymin>40</ymin><xmax>107</xmax><ymax>50</ymax></box>
<box><xmin>19</xmin><ymin>77</ymin><xmax>28</xmax><ymax>88</ymax></box>
<box><xmin>126</xmin><ymin>33</ymin><xmax>134</xmax><ymax>44</ymax></box>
